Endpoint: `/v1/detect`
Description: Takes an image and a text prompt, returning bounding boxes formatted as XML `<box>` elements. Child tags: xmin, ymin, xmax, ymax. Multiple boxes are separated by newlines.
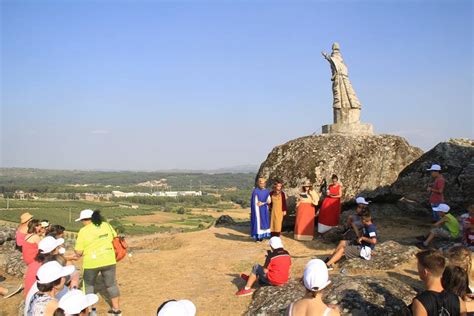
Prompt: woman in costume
<box><xmin>318</xmin><ymin>175</ymin><xmax>342</xmax><ymax>234</ymax></box>
<box><xmin>294</xmin><ymin>181</ymin><xmax>319</xmax><ymax>241</ymax></box>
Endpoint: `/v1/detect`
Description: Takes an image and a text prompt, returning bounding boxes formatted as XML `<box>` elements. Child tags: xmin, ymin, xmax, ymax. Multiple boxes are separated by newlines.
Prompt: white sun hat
<box><xmin>432</xmin><ymin>203</ymin><xmax>450</xmax><ymax>213</ymax></box>
<box><xmin>58</xmin><ymin>289</ymin><xmax>99</xmax><ymax>315</ymax></box>
<box><xmin>36</xmin><ymin>261</ymin><xmax>75</xmax><ymax>284</ymax></box>
<box><xmin>75</xmin><ymin>209</ymin><xmax>94</xmax><ymax>222</ymax></box>
<box><xmin>38</xmin><ymin>236</ymin><xmax>64</xmax><ymax>254</ymax></box>
<box><xmin>303</xmin><ymin>259</ymin><xmax>331</xmax><ymax>292</ymax></box>
<box><xmin>427</xmin><ymin>164</ymin><xmax>442</xmax><ymax>171</ymax></box>
<box><xmin>157</xmin><ymin>299</ymin><xmax>196</xmax><ymax>316</ymax></box>
<box><xmin>355</xmin><ymin>197</ymin><xmax>369</xmax><ymax>205</ymax></box>
<box><xmin>269</xmin><ymin>236</ymin><xmax>284</xmax><ymax>249</ymax></box>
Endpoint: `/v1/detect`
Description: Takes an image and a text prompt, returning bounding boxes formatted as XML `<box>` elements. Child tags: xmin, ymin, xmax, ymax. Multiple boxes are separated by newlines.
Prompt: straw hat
<box><xmin>20</xmin><ymin>212</ymin><xmax>33</xmax><ymax>224</ymax></box>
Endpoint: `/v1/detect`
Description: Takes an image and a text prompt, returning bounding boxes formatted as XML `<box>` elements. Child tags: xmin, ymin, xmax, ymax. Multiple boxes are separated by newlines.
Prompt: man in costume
<box><xmin>250</xmin><ymin>178</ymin><xmax>271</xmax><ymax>241</ymax></box>
<box><xmin>269</xmin><ymin>180</ymin><xmax>287</xmax><ymax>237</ymax></box>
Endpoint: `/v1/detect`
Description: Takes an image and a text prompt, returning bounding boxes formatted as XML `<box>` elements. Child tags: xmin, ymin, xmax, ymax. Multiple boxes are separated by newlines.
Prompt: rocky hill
<box><xmin>391</xmin><ymin>138</ymin><xmax>474</xmax><ymax>210</ymax></box>
<box><xmin>257</xmin><ymin>134</ymin><xmax>423</xmax><ymax>204</ymax></box>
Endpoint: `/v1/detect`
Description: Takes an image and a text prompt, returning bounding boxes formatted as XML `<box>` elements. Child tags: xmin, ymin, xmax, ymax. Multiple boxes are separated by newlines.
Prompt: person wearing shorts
<box><xmin>236</xmin><ymin>237</ymin><xmax>291</xmax><ymax>296</ymax></box>
<box><xmin>325</xmin><ymin>210</ymin><xmax>377</xmax><ymax>270</ymax></box>
<box><xmin>344</xmin><ymin>197</ymin><xmax>369</xmax><ymax>239</ymax></box>
<box><xmin>74</xmin><ymin>209</ymin><xmax>121</xmax><ymax>315</ymax></box>
<box><xmin>417</xmin><ymin>204</ymin><xmax>460</xmax><ymax>249</ymax></box>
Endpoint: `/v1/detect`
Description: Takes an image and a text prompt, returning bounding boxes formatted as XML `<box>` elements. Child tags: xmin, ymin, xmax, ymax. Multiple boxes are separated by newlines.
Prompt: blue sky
<box><xmin>1</xmin><ymin>0</ymin><xmax>472</xmax><ymax>170</ymax></box>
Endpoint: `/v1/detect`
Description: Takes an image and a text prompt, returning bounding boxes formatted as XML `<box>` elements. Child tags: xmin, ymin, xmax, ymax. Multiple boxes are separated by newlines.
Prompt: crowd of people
<box><xmin>247</xmin><ymin>164</ymin><xmax>473</xmax><ymax>315</ymax></box>
<box><xmin>1</xmin><ymin>162</ymin><xmax>472</xmax><ymax>315</ymax></box>
<box><xmin>7</xmin><ymin>209</ymin><xmax>122</xmax><ymax>316</ymax></box>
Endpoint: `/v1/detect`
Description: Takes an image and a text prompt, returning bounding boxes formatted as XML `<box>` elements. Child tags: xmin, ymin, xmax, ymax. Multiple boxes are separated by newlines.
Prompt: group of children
<box><xmin>10</xmin><ymin>212</ymin><xmax>101</xmax><ymax>316</ymax></box>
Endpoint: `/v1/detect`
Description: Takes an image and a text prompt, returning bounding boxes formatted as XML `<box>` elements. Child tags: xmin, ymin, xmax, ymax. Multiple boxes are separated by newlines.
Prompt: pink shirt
<box><xmin>22</xmin><ymin>236</ymin><xmax>39</xmax><ymax>265</ymax></box>
<box><xmin>24</xmin><ymin>260</ymin><xmax>41</xmax><ymax>297</ymax></box>
<box><xmin>16</xmin><ymin>230</ymin><xmax>27</xmax><ymax>247</ymax></box>
<box><xmin>429</xmin><ymin>175</ymin><xmax>445</xmax><ymax>204</ymax></box>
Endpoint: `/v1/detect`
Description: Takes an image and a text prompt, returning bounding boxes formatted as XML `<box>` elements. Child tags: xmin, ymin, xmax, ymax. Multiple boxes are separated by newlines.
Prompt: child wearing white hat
<box><xmin>344</xmin><ymin>197</ymin><xmax>370</xmax><ymax>238</ymax></box>
<box><xmin>236</xmin><ymin>237</ymin><xmax>291</xmax><ymax>296</ymax></box>
<box><xmin>54</xmin><ymin>289</ymin><xmax>99</xmax><ymax>316</ymax></box>
<box><xmin>286</xmin><ymin>259</ymin><xmax>340</xmax><ymax>316</ymax></box>
<box><xmin>416</xmin><ymin>204</ymin><xmax>460</xmax><ymax>249</ymax></box>
<box><xmin>156</xmin><ymin>299</ymin><xmax>196</xmax><ymax>316</ymax></box>
<box><xmin>25</xmin><ymin>261</ymin><xmax>75</xmax><ymax>316</ymax></box>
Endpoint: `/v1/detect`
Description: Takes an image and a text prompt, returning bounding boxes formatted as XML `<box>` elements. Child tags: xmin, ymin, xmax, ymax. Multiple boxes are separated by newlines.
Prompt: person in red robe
<box><xmin>318</xmin><ymin>174</ymin><xmax>342</xmax><ymax>234</ymax></box>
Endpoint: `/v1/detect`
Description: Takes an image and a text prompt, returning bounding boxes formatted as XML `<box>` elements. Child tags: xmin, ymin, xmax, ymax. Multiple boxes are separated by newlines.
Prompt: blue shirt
<box><xmin>362</xmin><ymin>223</ymin><xmax>377</xmax><ymax>250</ymax></box>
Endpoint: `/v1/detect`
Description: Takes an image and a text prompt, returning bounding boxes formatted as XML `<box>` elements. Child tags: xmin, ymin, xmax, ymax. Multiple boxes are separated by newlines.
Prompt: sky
<box><xmin>1</xmin><ymin>0</ymin><xmax>473</xmax><ymax>171</ymax></box>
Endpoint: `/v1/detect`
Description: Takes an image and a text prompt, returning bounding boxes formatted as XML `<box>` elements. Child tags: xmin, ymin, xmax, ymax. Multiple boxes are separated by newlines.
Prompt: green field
<box><xmin>0</xmin><ymin>199</ymin><xmax>217</xmax><ymax>235</ymax></box>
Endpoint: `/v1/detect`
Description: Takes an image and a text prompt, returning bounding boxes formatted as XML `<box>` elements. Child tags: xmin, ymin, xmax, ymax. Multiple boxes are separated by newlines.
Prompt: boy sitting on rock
<box><xmin>416</xmin><ymin>204</ymin><xmax>460</xmax><ymax>249</ymax></box>
<box><xmin>236</xmin><ymin>236</ymin><xmax>291</xmax><ymax>297</ymax></box>
<box><xmin>343</xmin><ymin>197</ymin><xmax>369</xmax><ymax>239</ymax></box>
<box><xmin>325</xmin><ymin>210</ymin><xmax>377</xmax><ymax>270</ymax></box>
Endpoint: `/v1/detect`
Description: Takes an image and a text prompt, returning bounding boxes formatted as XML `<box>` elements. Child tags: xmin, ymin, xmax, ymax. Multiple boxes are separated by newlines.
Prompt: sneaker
<box><xmin>326</xmin><ymin>264</ymin><xmax>334</xmax><ymax>271</ymax></box>
<box><xmin>236</xmin><ymin>288</ymin><xmax>254</xmax><ymax>297</ymax></box>
<box><xmin>2</xmin><ymin>283</ymin><xmax>23</xmax><ymax>299</ymax></box>
<box><xmin>240</xmin><ymin>273</ymin><xmax>249</xmax><ymax>282</ymax></box>
<box><xmin>107</xmin><ymin>309</ymin><xmax>122</xmax><ymax>315</ymax></box>
<box><xmin>323</xmin><ymin>257</ymin><xmax>330</xmax><ymax>264</ymax></box>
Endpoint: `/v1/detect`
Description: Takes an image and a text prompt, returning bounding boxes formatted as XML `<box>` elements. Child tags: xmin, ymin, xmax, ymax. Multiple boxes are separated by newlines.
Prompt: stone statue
<box><xmin>321</xmin><ymin>43</ymin><xmax>373</xmax><ymax>135</ymax></box>
<box><xmin>322</xmin><ymin>42</ymin><xmax>361</xmax><ymax>124</ymax></box>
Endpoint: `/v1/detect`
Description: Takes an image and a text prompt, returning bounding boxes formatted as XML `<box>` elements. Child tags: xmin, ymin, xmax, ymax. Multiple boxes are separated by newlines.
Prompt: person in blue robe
<box><xmin>250</xmin><ymin>178</ymin><xmax>271</xmax><ymax>241</ymax></box>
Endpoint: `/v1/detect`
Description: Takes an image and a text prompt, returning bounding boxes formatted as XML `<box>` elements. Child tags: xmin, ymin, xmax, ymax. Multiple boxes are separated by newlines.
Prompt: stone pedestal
<box><xmin>322</xmin><ymin>122</ymin><xmax>374</xmax><ymax>135</ymax></box>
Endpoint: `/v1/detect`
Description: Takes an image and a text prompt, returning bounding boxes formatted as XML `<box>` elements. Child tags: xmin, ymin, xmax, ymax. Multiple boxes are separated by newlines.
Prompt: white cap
<box><xmin>432</xmin><ymin>203</ymin><xmax>450</xmax><ymax>213</ymax></box>
<box><xmin>38</xmin><ymin>236</ymin><xmax>64</xmax><ymax>254</ymax></box>
<box><xmin>355</xmin><ymin>197</ymin><xmax>369</xmax><ymax>205</ymax></box>
<box><xmin>427</xmin><ymin>164</ymin><xmax>442</xmax><ymax>171</ymax></box>
<box><xmin>36</xmin><ymin>261</ymin><xmax>75</xmax><ymax>284</ymax></box>
<box><xmin>58</xmin><ymin>289</ymin><xmax>99</xmax><ymax>315</ymax></box>
<box><xmin>40</xmin><ymin>221</ymin><xmax>50</xmax><ymax>228</ymax></box>
<box><xmin>303</xmin><ymin>259</ymin><xmax>331</xmax><ymax>291</ymax></box>
<box><xmin>75</xmin><ymin>209</ymin><xmax>94</xmax><ymax>222</ymax></box>
<box><xmin>269</xmin><ymin>236</ymin><xmax>283</xmax><ymax>249</ymax></box>
<box><xmin>157</xmin><ymin>299</ymin><xmax>196</xmax><ymax>316</ymax></box>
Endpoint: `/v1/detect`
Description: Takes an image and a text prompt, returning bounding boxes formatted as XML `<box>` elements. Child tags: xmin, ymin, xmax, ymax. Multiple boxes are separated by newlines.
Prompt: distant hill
<box><xmin>0</xmin><ymin>168</ymin><xmax>256</xmax><ymax>191</ymax></box>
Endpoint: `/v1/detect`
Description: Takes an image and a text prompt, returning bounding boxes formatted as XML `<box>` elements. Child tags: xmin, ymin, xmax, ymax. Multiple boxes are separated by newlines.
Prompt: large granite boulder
<box><xmin>391</xmin><ymin>138</ymin><xmax>474</xmax><ymax>211</ymax></box>
<box><xmin>247</xmin><ymin>275</ymin><xmax>415</xmax><ymax>315</ymax></box>
<box><xmin>257</xmin><ymin>134</ymin><xmax>423</xmax><ymax>207</ymax></box>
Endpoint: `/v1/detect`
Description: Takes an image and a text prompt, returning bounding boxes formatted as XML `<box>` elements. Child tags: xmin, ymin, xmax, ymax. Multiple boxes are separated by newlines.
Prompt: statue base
<box><xmin>322</xmin><ymin>122</ymin><xmax>374</xmax><ymax>135</ymax></box>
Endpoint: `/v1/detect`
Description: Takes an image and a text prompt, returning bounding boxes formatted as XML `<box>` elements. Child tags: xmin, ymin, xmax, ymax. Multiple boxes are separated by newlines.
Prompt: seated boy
<box><xmin>417</xmin><ymin>204</ymin><xmax>460</xmax><ymax>249</ymax></box>
<box><xmin>236</xmin><ymin>236</ymin><xmax>291</xmax><ymax>296</ymax></box>
<box><xmin>344</xmin><ymin>197</ymin><xmax>369</xmax><ymax>238</ymax></box>
<box><xmin>411</xmin><ymin>249</ymin><xmax>466</xmax><ymax>315</ymax></box>
<box><xmin>325</xmin><ymin>210</ymin><xmax>377</xmax><ymax>270</ymax></box>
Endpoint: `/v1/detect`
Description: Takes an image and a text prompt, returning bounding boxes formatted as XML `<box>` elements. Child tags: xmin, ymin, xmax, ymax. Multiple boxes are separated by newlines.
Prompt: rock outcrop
<box><xmin>215</xmin><ymin>215</ymin><xmax>236</xmax><ymax>227</ymax></box>
<box><xmin>340</xmin><ymin>241</ymin><xmax>418</xmax><ymax>270</ymax></box>
<box><xmin>391</xmin><ymin>138</ymin><xmax>474</xmax><ymax>210</ymax></box>
<box><xmin>248</xmin><ymin>275</ymin><xmax>416</xmax><ymax>315</ymax></box>
<box><xmin>257</xmin><ymin>134</ymin><xmax>423</xmax><ymax>206</ymax></box>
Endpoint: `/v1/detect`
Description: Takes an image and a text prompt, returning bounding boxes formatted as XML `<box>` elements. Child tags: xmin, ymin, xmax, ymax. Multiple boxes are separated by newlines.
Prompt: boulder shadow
<box><xmin>387</xmin><ymin>271</ymin><xmax>424</xmax><ymax>293</ymax></box>
<box><xmin>226</xmin><ymin>273</ymin><xmax>245</xmax><ymax>290</ymax></box>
